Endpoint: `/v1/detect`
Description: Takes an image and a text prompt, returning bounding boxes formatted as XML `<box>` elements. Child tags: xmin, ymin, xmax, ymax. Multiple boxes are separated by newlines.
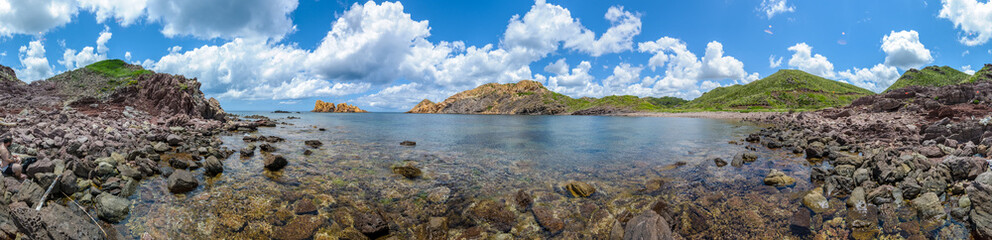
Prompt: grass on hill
<box><xmin>685</xmin><ymin>69</ymin><xmax>874</xmax><ymax>110</ymax></box>
<box><xmin>885</xmin><ymin>66</ymin><xmax>969</xmax><ymax>92</ymax></box>
<box><xmin>963</xmin><ymin>64</ymin><xmax>992</xmax><ymax>83</ymax></box>
<box><xmin>85</xmin><ymin>59</ymin><xmax>153</xmax><ymax>78</ymax></box>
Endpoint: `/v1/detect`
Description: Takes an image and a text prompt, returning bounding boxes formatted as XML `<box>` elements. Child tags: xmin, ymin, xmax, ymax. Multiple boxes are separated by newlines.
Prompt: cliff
<box><xmin>312</xmin><ymin>100</ymin><xmax>368</xmax><ymax>113</ymax></box>
<box><xmin>407</xmin><ymin>80</ymin><xmax>569</xmax><ymax>115</ymax></box>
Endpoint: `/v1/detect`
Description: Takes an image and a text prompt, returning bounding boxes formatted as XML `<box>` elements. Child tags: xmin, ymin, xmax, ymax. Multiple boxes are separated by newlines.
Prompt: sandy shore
<box><xmin>615</xmin><ymin>111</ymin><xmax>784</xmax><ymax>120</ymax></box>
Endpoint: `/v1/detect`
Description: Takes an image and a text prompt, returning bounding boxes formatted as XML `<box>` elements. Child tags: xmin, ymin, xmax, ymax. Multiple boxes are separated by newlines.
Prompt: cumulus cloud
<box><xmin>786</xmin><ymin>43</ymin><xmax>835</xmax><ymax>78</ymax></box>
<box><xmin>15</xmin><ymin>40</ymin><xmax>55</xmax><ymax>82</ymax></box>
<box><xmin>145</xmin><ymin>0</ymin><xmax>298</xmax><ymax>41</ymax></box>
<box><xmin>759</xmin><ymin>0</ymin><xmax>795</xmax><ymax>19</ymax></box>
<box><xmin>699</xmin><ymin>41</ymin><xmax>750</xmax><ymax>81</ymax></box>
<box><xmin>59</xmin><ymin>28</ymin><xmax>112</xmax><ymax>70</ymax></box>
<box><xmin>78</xmin><ymin>0</ymin><xmax>148</xmax><ymax>26</ymax></box>
<box><xmin>881</xmin><ymin>30</ymin><xmax>933</xmax><ymax>70</ymax></box>
<box><xmin>769</xmin><ymin>55</ymin><xmax>783</xmax><ymax>68</ymax></box>
<box><xmin>503</xmin><ymin>0</ymin><xmax>641</xmax><ymax>58</ymax></box>
<box><xmin>938</xmin><ymin>0</ymin><xmax>992</xmax><ymax>46</ymax></box>
<box><xmin>0</xmin><ymin>0</ymin><xmax>77</xmax><ymax>36</ymax></box>
<box><xmin>837</xmin><ymin>64</ymin><xmax>900</xmax><ymax>92</ymax></box>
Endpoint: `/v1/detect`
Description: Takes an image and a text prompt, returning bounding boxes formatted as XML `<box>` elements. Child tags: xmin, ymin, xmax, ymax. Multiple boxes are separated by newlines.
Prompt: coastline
<box><xmin>615</xmin><ymin>111</ymin><xmax>784</xmax><ymax>120</ymax></box>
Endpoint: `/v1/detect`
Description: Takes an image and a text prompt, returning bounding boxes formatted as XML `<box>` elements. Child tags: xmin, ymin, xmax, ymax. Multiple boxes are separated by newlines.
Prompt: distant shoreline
<box><xmin>614</xmin><ymin>111</ymin><xmax>783</xmax><ymax>120</ymax></box>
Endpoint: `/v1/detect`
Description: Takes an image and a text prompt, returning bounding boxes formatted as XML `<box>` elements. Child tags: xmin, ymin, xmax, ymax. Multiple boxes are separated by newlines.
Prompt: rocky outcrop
<box><xmin>311</xmin><ymin>100</ymin><xmax>368</xmax><ymax>113</ymax></box>
<box><xmin>407</xmin><ymin>80</ymin><xmax>568</xmax><ymax>115</ymax></box>
<box><xmin>0</xmin><ymin>65</ymin><xmax>21</xmax><ymax>84</ymax></box>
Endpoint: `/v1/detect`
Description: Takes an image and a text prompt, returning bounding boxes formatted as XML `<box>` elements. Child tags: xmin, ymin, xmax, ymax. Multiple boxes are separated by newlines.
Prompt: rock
<box><xmin>13</xmin><ymin>180</ymin><xmax>44</xmax><ymax>207</ymax></box>
<box><xmin>712</xmin><ymin>158</ymin><xmax>727</xmax><ymax>167</ymax></box>
<box><xmin>203</xmin><ymin>156</ymin><xmax>223</xmax><ymax>176</ymax></box>
<box><xmin>405</xmin><ymin>80</ymin><xmax>568</xmax><ymax>114</ymax></box>
<box><xmin>312</xmin><ymin>100</ymin><xmax>368</xmax><ymax>113</ymax></box>
<box><xmin>166</xmin><ymin>134</ymin><xmax>182</xmax><ymax>146</ymax></box>
<box><xmin>95</xmin><ymin>193</ymin><xmax>130</xmax><ymax>223</ymax></box>
<box><xmin>532</xmin><ymin>205</ymin><xmax>563</xmax><ymax>234</ymax></box>
<box><xmin>260</xmin><ymin>143</ymin><xmax>276</xmax><ymax>152</ymax></box>
<box><xmin>790</xmin><ymin>208</ymin><xmax>812</xmax><ymax>236</ymax></box>
<box><xmin>920</xmin><ymin>145</ymin><xmax>945</xmax><ymax>158</ymax></box>
<box><xmin>153</xmin><ymin>142</ymin><xmax>170</xmax><ymax>152</ymax></box>
<box><xmin>853</xmin><ymin>168</ymin><xmax>870</xmax><ymax>185</ymax></box>
<box><xmin>565</xmin><ymin>181</ymin><xmax>596</xmax><ymax>198</ymax></box>
<box><xmin>806</xmin><ymin>141</ymin><xmax>827</xmax><ymax>159</ymax></box>
<box><xmin>391</xmin><ymin>165</ymin><xmax>422</xmax><ymax>179</ymax></box>
<box><xmin>304</xmin><ymin>140</ymin><xmax>322</xmax><ymax>148</ymax></box>
<box><xmin>38</xmin><ymin>203</ymin><xmax>103</xmax><ymax>240</ymax></box>
<box><xmin>57</xmin><ymin>170</ymin><xmax>79</xmax><ymax>196</ymax></box>
<box><xmin>802</xmin><ymin>188</ymin><xmax>830</xmax><ymax>213</ymax></box>
<box><xmin>467</xmin><ymin>200</ymin><xmax>516</xmax><ymax>233</ymax></box>
<box><xmin>275</xmin><ymin>215</ymin><xmax>322</xmax><ymax>240</ymax></box>
<box><xmin>622</xmin><ymin>210</ymin><xmax>674</xmax><ymax>240</ymax></box>
<box><xmin>354</xmin><ymin>210</ymin><xmax>389</xmax><ymax>238</ymax></box>
<box><xmin>834</xmin><ymin>165</ymin><xmax>856</xmax><ymax>177</ymax></box>
<box><xmin>240</xmin><ymin>145</ymin><xmax>255</xmax><ymax>157</ymax></box>
<box><xmin>167</xmin><ymin>169</ymin><xmax>198</xmax><ymax>193</ymax></box>
<box><xmin>264</xmin><ymin>154</ymin><xmax>288</xmax><ymax>171</ymax></box>
<box><xmin>95</xmin><ymin>161</ymin><xmax>117</xmax><ymax>177</ymax></box>
<box><xmin>911</xmin><ymin>192</ymin><xmax>944</xmax><ymax>222</ymax></box>
<box><xmin>942</xmin><ymin>156</ymin><xmax>988</xmax><ymax>181</ymax></box>
<box><xmin>514</xmin><ymin>189</ymin><xmax>532</xmax><ymax>212</ymax></box>
<box><xmin>24</xmin><ymin>159</ymin><xmax>55</xmax><ymax>176</ymax></box>
<box><xmin>731</xmin><ymin>152</ymin><xmax>757</xmax><ymax>167</ymax></box>
<box><xmin>400</xmin><ymin>141</ymin><xmax>416</xmax><ymax>146</ymax></box>
<box><xmin>872</xmin><ymin>98</ymin><xmax>903</xmax><ymax>112</ymax></box>
<box><xmin>967</xmin><ymin>172</ymin><xmax>992</xmax><ymax>239</ymax></box>
<box><xmin>419</xmin><ymin>217</ymin><xmax>448</xmax><ymax>240</ymax></box>
<box><xmin>117</xmin><ymin>164</ymin><xmax>142</xmax><ymax>180</ymax></box>
<box><xmin>293</xmin><ymin>199</ymin><xmax>318</xmax><ymax>215</ymax></box>
<box><xmin>763</xmin><ymin>169</ymin><xmax>796</xmax><ymax>187</ymax></box>
<box><xmin>426</xmin><ymin>186</ymin><xmax>450</xmax><ymax>203</ymax></box>
<box><xmin>847</xmin><ymin>187</ymin><xmax>867</xmax><ymax>210</ymax></box>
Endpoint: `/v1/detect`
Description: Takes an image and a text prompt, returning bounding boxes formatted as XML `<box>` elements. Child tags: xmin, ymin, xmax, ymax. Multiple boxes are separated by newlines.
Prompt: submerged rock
<box><xmin>790</xmin><ymin>208</ymin><xmax>812</xmax><ymax>236</ymax></box>
<box><xmin>763</xmin><ymin>169</ymin><xmax>796</xmax><ymax>187</ymax></box>
<box><xmin>565</xmin><ymin>181</ymin><xmax>596</xmax><ymax>198</ymax></box>
<box><xmin>203</xmin><ymin>156</ymin><xmax>223</xmax><ymax>176</ymax></box>
<box><xmin>712</xmin><ymin>158</ymin><xmax>727</xmax><ymax>167</ymax></box>
<box><xmin>400</xmin><ymin>141</ymin><xmax>416</xmax><ymax>146</ymax></box>
<box><xmin>532</xmin><ymin>205</ymin><xmax>564</xmax><ymax>234</ymax></box>
<box><xmin>391</xmin><ymin>165</ymin><xmax>422</xmax><ymax>179</ymax></box>
<box><xmin>468</xmin><ymin>200</ymin><xmax>516</xmax><ymax>233</ymax></box>
<box><xmin>514</xmin><ymin>189</ymin><xmax>533</xmax><ymax>212</ymax></box>
<box><xmin>167</xmin><ymin>169</ymin><xmax>198</xmax><ymax>193</ymax></box>
<box><xmin>95</xmin><ymin>193</ymin><xmax>130</xmax><ymax>223</ymax></box>
<box><xmin>802</xmin><ymin>188</ymin><xmax>830</xmax><ymax>213</ymax></box>
<box><xmin>731</xmin><ymin>152</ymin><xmax>757</xmax><ymax>167</ymax></box>
<box><xmin>304</xmin><ymin>140</ymin><xmax>322</xmax><ymax>148</ymax></box>
<box><xmin>275</xmin><ymin>215</ymin><xmax>322</xmax><ymax>240</ymax></box>
<box><xmin>354</xmin><ymin>209</ymin><xmax>389</xmax><ymax>238</ymax></box>
<box><xmin>623</xmin><ymin>210</ymin><xmax>674</xmax><ymax>240</ymax></box>
<box><xmin>264</xmin><ymin>154</ymin><xmax>289</xmax><ymax>171</ymax></box>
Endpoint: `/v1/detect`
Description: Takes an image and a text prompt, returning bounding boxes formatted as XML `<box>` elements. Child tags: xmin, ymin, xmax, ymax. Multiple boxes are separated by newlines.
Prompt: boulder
<box><xmin>354</xmin><ymin>209</ymin><xmax>389</xmax><ymax>238</ymax></box>
<box><xmin>13</xmin><ymin>180</ymin><xmax>44</xmax><ymax>207</ymax></box>
<box><xmin>802</xmin><ymin>188</ymin><xmax>830</xmax><ymax>213</ymax></box>
<box><xmin>731</xmin><ymin>152</ymin><xmax>758</xmax><ymax>167</ymax></box>
<box><xmin>304</xmin><ymin>140</ymin><xmax>322</xmax><ymax>148</ymax></box>
<box><xmin>622</xmin><ymin>210</ymin><xmax>674</xmax><ymax>240</ymax></box>
<box><xmin>391</xmin><ymin>165</ymin><xmax>422</xmax><ymax>179</ymax></box>
<box><xmin>264</xmin><ymin>154</ymin><xmax>288</xmax><ymax>171</ymax></box>
<box><xmin>712</xmin><ymin>158</ymin><xmax>727</xmax><ymax>167</ymax></box>
<box><xmin>763</xmin><ymin>169</ymin><xmax>796</xmax><ymax>187</ymax></box>
<box><xmin>203</xmin><ymin>156</ymin><xmax>223</xmax><ymax>176</ymax></box>
<box><xmin>942</xmin><ymin>156</ymin><xmax>988</xmax><ymax>181</ymax></box>
<box><xmin>153</xmin><ymin>142</ymin><xmax>170</xmax><ymax>152</ymax></box>
<box><xmin>25</xmin><ymin>159</ymin><xmax>55</xmax><ymax>176</ymax></box>
<box><xmin>166</xmin><ymin>134</ymin><xmax>182</xmax><ymax>146</ymax></box>
<box><xmin>274</xmin><ymin>215</ymin><xmax>322</xmax><ymax>240</ymax></box>
<box><xmin>260</xmin><ymin>143</ymin><xmax>276</xmax><ymax>152</ymax></box>
<box><xmin>790</xmin><ymin>208</ymin><xmax>812</xmax><ymax>236</ymax></box>
<box><xmin>95</xmin><ymin>193</ymin><xmax>130</xmax><ymax>223</ymax></box>
<box><xmin>467</xmin><ymin>200</ymin><xmax>516</xmax><ymax>233</ymax></box>
<box><xmin>532</xmin><ymin>205</ymin><xmax>563</xmax><ymax>234</ymax></box>
<box><xmin>910</xmin><ymin>192</ymin><xmax>944</xmax><ymax>222</ymax></box>
<box><xmin>565</xmin><ymin>181</ymin><xmax>596</xmax><ymax>198</ymax></box>
<box><xmin>167</xmin><ymin>169</ymin><xmax>198</xmax><ymax>193</ymax></box>
<box><xmin>967</xmin><ymin>172</ymin><xmax>992</xmax><ymax>239</ymax></box>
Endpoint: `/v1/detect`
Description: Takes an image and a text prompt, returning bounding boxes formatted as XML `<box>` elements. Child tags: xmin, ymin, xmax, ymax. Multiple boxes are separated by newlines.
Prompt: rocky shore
<box><xmin>312</xmin><ymin>100</ymin><xmax>367</xmax><ymax>113</ymax></box>
<box><xmin>0</xmin><ymin>62</ymin><xmax>277</xmax><ymax>239</ymax></box>
<box><xmin>748</xmin><ymin>81</ymin><xmax>992</xmax><ymax>239</ymax></box>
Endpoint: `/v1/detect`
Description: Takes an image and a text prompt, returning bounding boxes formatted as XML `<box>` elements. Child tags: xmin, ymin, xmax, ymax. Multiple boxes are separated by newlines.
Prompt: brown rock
<box><xmin>565</xmin><ymin>181</ymin><xmax>596</xmax><ymax>198</ymax></box>
<box><xmin>391</xmin><ymin>165</ymin><xmax>422</xmax><ymax>179</ymax></box>
<box><xmin>532</xmin><ymin>205</ymin><xmax>563</xmax><ymax>234</ymax></box>
<box><xmin>623</xmin><ymin>210</ymin><xmax>674</xmax><ymax>240</ymax></box>
<box><xmin>312</xmin><ymin>100</ymin><xmax>367</xmax><ymax>113</ymax></box>
<box><xmin>264</xmin><ymin>154</ymin><xmax>288</xmax><ymax>171</ymax></box>
<box><xmin>467</xmin><ymin>200</ymin><xmax>516</xmax><ymax>233</ymax></box>
<box><xmin>275</xmin><ymin>215</ymin><xmax>323</xmax><ymax>240</ymax></box>
<box><xmin>354</xmin><ymin>210</ymin><xmax>389</xmax><ymax>238</ymax></box>
<box><xmin>294</xmin><ymin>199</ymin><xmax>318</xmax><ymax>215</ymax></box>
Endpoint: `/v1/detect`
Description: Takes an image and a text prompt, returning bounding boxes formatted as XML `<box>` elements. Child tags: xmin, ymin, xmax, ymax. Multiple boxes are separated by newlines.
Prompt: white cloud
<box><xmin>837</xmin><ymin>64</ymin><xmax>900</xmax><ymax>92</ymax></box>
<box><xmin>938</xmin><ymin>0</ymin><xmax>992</xmax><ymax>46</ymax></box>
<box><xmin>0</xmin><ymin>0</ymin><xmax>77</xmax><ymax>36</ymax></box>
<box><xmin>881</xmin><ymin>30</ymin><xmax>933</xmax><ymax>70</ymax></box>
<box><xmin>124</xmin><ymin>51</ymin><xmax>132</xmax><ymax>61</ymax></box>
<box><xmin>543</xmin><ymin>58</ymin><xmax>569</xmax><ymax>75</ymax></box>
<box><xmin>787</xmin><ymin>42</ymin><xmax>835</xmax><ymax>78</ymax></box>
<box><xmin>59</xmin><ymin>28</ymin><xmax>112</xmax><ymax>70</ymax></box>
<box><xmin>546</xmin><ymin>60</ymin><xmax>594</xmax><ymax>87</ymax></box>
<box><xmin>145</xmin><ymin>0</ymin><xmax>298</xmax><ymax>41</ymax></box>
<box><xmin>565</xmin><ymin>6</ymin><xmax>642</xmax><ymax>57</ymax></box>
<box><xmin>759</xmin><ymin>0</ymin><xmax>795</xmax><ymax>19</ymax></box>
<box><xmin>15</xmin><ymin>40</ymin><xmax>55</xmax><ymax>82</ymax></box>
<box><xmin>962</xmin><ymin>65</ymin><xmax>976</xmax><ymax>75</ymax></box>
<box><xmin>699</xmin><ymin>41</ymin><xmax>750</xmax><ymax>81</ymax></box>
<box><xmin>78</xmin><ymin>0</ymin><xmax>148</xmax><ymax>26</ymax></box>
<box><xmin>503</xmin><ymin>0</ymin><xmax>641</xmax><ymax>58</ymax></box>
<box><xmin>769</xmin><ymin>55</ymin><xmax>783</xmax><ymax>68</ymax></box>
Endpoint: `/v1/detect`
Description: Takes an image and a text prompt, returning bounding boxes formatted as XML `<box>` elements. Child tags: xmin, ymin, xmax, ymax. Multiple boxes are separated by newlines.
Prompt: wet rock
<box><xmin>304</xmin><ymin>140</ymin><xmax>322</xmax><ymax>148</ymax></box>
<box><xmin>867</xmin><ymin>185</ymin><xmax>896</xmax><ymax>205</ymax></box>
<box><xmin>95</xmin><ymin>193</ymin><xmax>130</xmax><ymax>223</ymax></box>
<box><xmin>853</xmin><ymin>168</ymin><xmax>870</xmax><ymax>185</ymax></box>
<box><xmin>532</xmin><ymin>205</ymin><xmax>564</xmax><ymax>234</ymax></box>
<box><xmin>790</xmin><ymin>208</ymin><xmax>812</xmax><ymax>236</ymax></box>
<box><xmin>57</xmin><ymin>170</ymin><xmax>79</xmax><ymax>196</ymax></box>
<box><xmin>293</xmin><ymin>199</ymin><xmax>318</xmax><ymax>215</ymax></box>
<box><xmin>203</xmin><ymin>156</ymin><xmax>223</xmax><ymax>176</ymax></box>
<box><xmin>391</xmin><ymin>165</ymin><xmax>422</xmax><ymax>179</ymax></box>
<box><xmin>354</xmin><ymin>209</ymin><xmax>389</xmax><ymax>238</ymax></box>
<box><xmin>968</xmin><ymin>172</ymin><xmax>992</xmax><ymax>239</ymax></box>
<box><xmin>117</xmin><ymin>164</ymin><xmax>142</xmax><ymax>180</ymax></box>
<box><xmin>802</xmin><ymin>188</ymin><xmax>830</xmax><ymax>213</ymax></box>
<box><xmin>418</xmin><ymin>216</ymin><xmax>448</xmax><ymax>240</ymax></box>
<box><xmin>763</xmin><ymin>169</ymin><xmax>796</xmax><ymax>187</ymax></box>
<box><xmin>166</xmin><ymin>134</ymin><xmax>182</xmax><ymax>146</ymax></box>
<box><xmin>514</xmin><ymin>189</ymin><xmax>532</xmax><ymax>212</ymax></box>
<box><xmin>805</xmin><ymin>141</ymin><xmax>827</xmax><ymax>159</ymax></box>
<box><xmin>847</xmin><ymin>187</ymin><xmax>867</xmax><ymax>210</ymax></box>
<box><xmin>303</xmin><ymin>149</ymin><xmax>312</xmax><ymax>156</ymax></box>
<box><xmin>400</xmin><ymin>141</ymin><xmax>416</xmax><ymax>146</ymax></box>
<box><xmin>259</xmin><ymin>143</ymin><xmax>277</xmax><ymax>152</ymax></box>
<box><xmin>275</xmin><ymin>215</ymin><xmax>322</xmax><ymax>240</ymax></box>
<box><xmin>168</xmin><ymin>157</ymin><xmax>190</xmax><ymax>170</ymax></box>
<box><xmin>565</xmin><ymin>181</ymin><xmax>596</xmax><ymax>198</ymax></box>
<box><xmin>834</xmin><ymin>165</ymin><xmax>856</xmax><ymax>177</ymax></box>
<box><xmin>712</xmin><ymin>158</ymin><xmax>727</xmax><ymax>167</ymax></box>
<box><xmin>264</xmin><ymin>154</ymin><xmax>288</xmax><ymax>171</ymax></box>
<box><xmin>240</xmin><ymin>145</ymin><xmax>255</xmax><ymax>157</ymax></box>
<box><xmin>826</xmin><ymin>175</ymin><xmax>855</xmax><ymax>197</ymax></box>
<box><xmin>731</xmin><ymin>152</ymin><xmax>758</xmax><ymax>167</ymax></box>
<box><xmin>167</xmin><ymin>169</ymin><xmax>198</xmax><ymax>193</ymax></box>
<box><xmin>911</xmin><ymin>192</ymin><xmax>944</xmax><ymax>222</ymax></box>
<box><xmin>467</xmin><ymin>200</ymin><xmax>516</xmax><ymax>233</ymax></box>
<box><xmin>426</xmin><ymin>186</ymin><xmax>450</xmax><ymax>203</ymax></box>
<box><xmin>622</xmin><ymin>210</ymin><xmax>674</xmax><ymax>240</ymax></box>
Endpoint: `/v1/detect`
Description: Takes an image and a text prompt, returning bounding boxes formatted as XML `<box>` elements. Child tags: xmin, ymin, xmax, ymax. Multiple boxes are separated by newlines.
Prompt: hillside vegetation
<box><xmin>885</xmin><ymin>66</ymin><xmax>970</xmax><ymax>92</ymax></box>
<box><xmin>47</xmin><ymin>59</ymin><xmax>155</xmax><ymax>98</ymax></box>
<box><xmin>964</xmin><ymin>64</ymin><xmax>992</xmax><ymax>83</ymax></box>
<box><xmin>685</xmin><ymin>69</ymin><xmax>874</xmax><ymax>110</ymax></box>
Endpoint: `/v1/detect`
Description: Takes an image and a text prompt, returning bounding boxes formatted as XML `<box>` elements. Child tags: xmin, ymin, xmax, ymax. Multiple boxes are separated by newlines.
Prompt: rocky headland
<box><xmin>747</xmin><ymin>81</ymin><xmax>992</xmax><ymax>239</ymax></box>
<box><xmin>312</xmin><ymin>100</ymin><xmax>367</xmax><ymax>113</ymax></box>
<box><xmin>0</xmin><ymin>60</ymin><xmax>276</xmax><ymax>239</ymax></box>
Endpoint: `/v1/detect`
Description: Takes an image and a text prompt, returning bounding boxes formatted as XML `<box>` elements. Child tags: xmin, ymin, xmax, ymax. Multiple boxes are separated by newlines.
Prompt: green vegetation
<box><xmin>540</xmin><ymin>92</ymin><xmax>682</xmax><ymax>112</ymax></box>
<box><xmin>85</xmin><ymin>59</ymin><xmax>152</xmax><ymax>78</ymax></box>
<box><xmin>685</xmin><ymin>69</ymin><xmax>874</xmax><ymax>110</ymax></box>
<box><xmin>885</xmin><ymin>66</ymin><xmax>969</xmax><ymax>92</ymax></box>
<box><xmin>963</xmin><ymin>64</ymin><xmax>992</xmax><ymax>83</ymax></box>
<box><xmin>644</xmin><ymin>96</ymin><xmax>689</xmax><ymax>108</ymax></box>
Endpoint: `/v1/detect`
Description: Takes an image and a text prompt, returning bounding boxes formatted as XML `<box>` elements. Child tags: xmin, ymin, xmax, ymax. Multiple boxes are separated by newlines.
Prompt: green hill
<box><xmin>46</xmin><ymin>59</ymin><xmax>153</xmax><ymax>99</ymax></box>
<box><xmin>544</xmin><ymin>93</ymin><xmax>683</xmax><ymax>112</ymax></box>
<box><xmin>963</xmin><ymin>64</ymin><xmax>992</xmax><ymax>83</ymax></box>
<box><xmin>685</xmin><ymin>69</ymin><xmax>874</xmax><ymax>110</ymax></box>
<box><xmin>885</xmin><ymin>66</ymin><xmax>969</xmax><ymax>92</ymax></box>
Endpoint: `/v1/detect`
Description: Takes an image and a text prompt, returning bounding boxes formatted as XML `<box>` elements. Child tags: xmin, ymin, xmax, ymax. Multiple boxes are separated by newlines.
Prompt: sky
<box><xmin>1</xmin><ymin>0</ymin><xmax>991</xmax><ymax>112</ymax></box>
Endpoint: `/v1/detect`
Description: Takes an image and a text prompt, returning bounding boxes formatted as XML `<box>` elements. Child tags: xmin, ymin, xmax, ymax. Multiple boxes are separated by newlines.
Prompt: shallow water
<box><xmin>110</xmin><ymin>112</ymin><xmax>948</xmax><ymax>239</ymax></box>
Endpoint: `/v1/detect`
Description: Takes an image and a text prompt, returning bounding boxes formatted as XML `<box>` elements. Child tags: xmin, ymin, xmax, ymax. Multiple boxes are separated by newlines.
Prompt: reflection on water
<box><xmin>111</xmin><ymin>112</ymin><xmax>944</xmax><ymax>239</ymax></box>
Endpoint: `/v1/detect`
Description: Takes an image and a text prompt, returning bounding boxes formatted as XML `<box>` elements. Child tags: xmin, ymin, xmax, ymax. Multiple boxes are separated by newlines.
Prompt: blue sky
<box><xmin>1</xmin><ymin>0</ymin><xmax>991</xmax><ymax>111</ymax></box>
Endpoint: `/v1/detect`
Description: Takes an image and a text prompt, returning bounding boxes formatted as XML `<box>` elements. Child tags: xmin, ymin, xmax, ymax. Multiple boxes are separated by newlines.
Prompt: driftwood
<box><xmin>35</xmin><ymin>174</ymin><xmax>61</xmax><ymax>210</ymax></box>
